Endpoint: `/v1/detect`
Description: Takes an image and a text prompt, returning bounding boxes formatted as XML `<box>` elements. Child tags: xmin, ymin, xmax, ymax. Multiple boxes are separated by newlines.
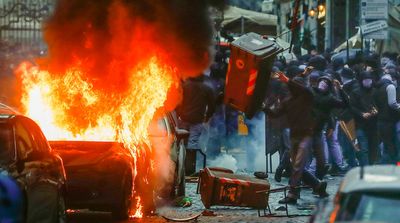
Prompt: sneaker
<box><xmin>316</xmin><ymin>165</ymin><xmax>330</xmax><ymax>180</ymax></box>
<box><xmin>282</xmin><ymin>169</ymin><xmax>291</xmax><ymax>178</ymax></box>
<box><xmin>313</xmin><ymin>181</ymin><xmax>329</xmax><ymax>198</ymax></box>
<box><xmin>274</xmin><ymin>167</ymin><xmax>284</xmax><ymax>182</ymax></box>
<box><xmin>278</xmin><ymin>197</ymin><xmax>297</xmax><ymax>205</ymax></box>
<box><xmin>329</xmin><ymin>165</ymin><xmax>347</xmax><ymax>176</ymax></box>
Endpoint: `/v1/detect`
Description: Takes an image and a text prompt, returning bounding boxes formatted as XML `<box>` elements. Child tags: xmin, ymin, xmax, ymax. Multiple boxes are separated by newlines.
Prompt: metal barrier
<box><xmin>0</xmin><ymin>0</ymin><xmax>54</xmax><ymax>52</ymax></box>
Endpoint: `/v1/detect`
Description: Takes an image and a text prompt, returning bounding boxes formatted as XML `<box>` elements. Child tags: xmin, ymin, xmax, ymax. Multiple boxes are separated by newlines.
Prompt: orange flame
<box><xmin>17</xmin><ymin>56</ymin><xmax>178</xmax><ymax>217</ymax></box>
<box><xmin>18</xmin><ymin>57</ymin><xmax>175</xmax><ymax>144</ymax></box>
<box><xmin>132</xmin><ymin>196</ymin><xmax>143</xmax><ymax>219</ymax></box>
<box><xmin>14</xmin><ymin>0</ymin><xmax>222</xmax><ymax>217</ymax></box>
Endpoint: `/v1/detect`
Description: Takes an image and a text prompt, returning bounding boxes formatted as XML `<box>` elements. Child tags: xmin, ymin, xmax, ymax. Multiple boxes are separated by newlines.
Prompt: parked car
<box><xmin>0</xmin><ymin>103</ymin><xmax>67</xmax><ymax>223</ymax></box>
<box><xmin>310</xmin><ymin>165</ymin><xmax>400</xmax><ymax>223</ymax></box>
<box><xmin>50</xmin><ymin>112</ymin><xmax>188</xmax><ymax>220</ymax></box>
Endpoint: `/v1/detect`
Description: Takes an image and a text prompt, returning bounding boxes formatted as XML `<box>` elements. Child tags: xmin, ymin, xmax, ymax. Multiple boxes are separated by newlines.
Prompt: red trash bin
<box><xmin>199</xmin><ymin>167</ymin><xmax>270</xmax><ymax>209</ymax></box>
<box><xmin>224</xmin><ymin>32</ymin><xmax>283</xmax><ymax>118</ymax></box>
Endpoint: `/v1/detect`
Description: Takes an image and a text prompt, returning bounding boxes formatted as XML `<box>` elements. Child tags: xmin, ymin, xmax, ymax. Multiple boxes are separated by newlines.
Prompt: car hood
<box><xmin>50</xmin><ymin>141</ymin><xmax>124</xmax><ymax>167</ymax></box>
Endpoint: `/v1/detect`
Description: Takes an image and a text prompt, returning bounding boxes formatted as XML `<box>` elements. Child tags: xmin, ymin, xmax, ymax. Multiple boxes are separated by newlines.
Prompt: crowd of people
<box><xmin>264</xmin><ymin>51</ymin><xmax>400</xmax><ymax>203</ymax></box>
<box><xmin>177</xmin><ymin>48</ymin><xmax>400</xmax><ymax>204</ymax></box>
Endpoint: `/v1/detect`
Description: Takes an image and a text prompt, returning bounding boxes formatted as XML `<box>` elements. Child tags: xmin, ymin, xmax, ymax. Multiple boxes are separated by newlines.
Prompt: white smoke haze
<box><xmin>201</xmin><ymin>110</ymin><xmax>271</xmax><ymax>173</ymax></box>
<box><xmin>208</xmin><ymin>153</ymin><xmax>239</xmax><ymax>173</ymax></box>
<box><xmin>148</xmin><ymin>118</ymin><xmax>174</xmax><ymax>193</ymax></box>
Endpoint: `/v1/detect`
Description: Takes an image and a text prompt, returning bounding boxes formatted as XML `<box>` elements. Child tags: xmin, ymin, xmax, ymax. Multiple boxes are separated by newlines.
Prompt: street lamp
<box><xmin>317</xmin><ymin>4</ymin><xmax>326</xmax><ymax>18</ymax></box>
<box><xmin>318</xmin><ymin>4</ymin><xmax>325</xmax><ymax>12</ymax></box>
<box><xmin>308</xmin><ymin>8</ymin><xmax>316</xmax><ymax>18</ymax></box>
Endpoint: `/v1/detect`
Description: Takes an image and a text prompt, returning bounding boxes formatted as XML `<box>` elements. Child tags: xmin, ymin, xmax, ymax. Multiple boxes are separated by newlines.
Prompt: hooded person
<box><xmin>264</xmin><ymin>68</ymin><xmax>291</xmax><ymax>181</ymax></box>
<box><xmin>349</xmin><ymin>71</ymin><xmax>379</xmax><ymax>165</ymax></box>
<box><xmin>373</xmin><ymin>71</ymin><xmax>400</xmax><ymax>164</ymax></box>
<box><xmin>310</xmin><ymin>75</ymin><xmax>349</xmax><ymax>179</ymax></box>
<box><xmin>286</xmin><ymin>65</ymin><xmax>304</xmax><ymax>79</ymax></box>
<box><xmin>334</xmin><ymin>67</ymin><xmax>359</xmax><ymax>121</ymax></box>
<box><xmin>365</xmin><ymin>53</ymin><xmax>383</xmax><ymax>82</ymax></box>
<box><xmin>176</xmin><ymin>74</ymin><xmax>216</xmax><ymax>174</ymax></box>
<box><xmin>308</xmin><ymin>55</ymin><xmax>327</xmax><ymax>72</ymax></box>
<box><xmin>336</xmin><ymin>67</ymin><xmax>360</xmax><ymax>169</ymax></box>
<box><xmin>309</xmin><ymin>70</ymin><xmax>322</xmax><ymax>89</ymax></box>
<box><xmin>265</xmin><ymin>70</ymin><xmax>328</xmax><ymax>204</ymax></box>
<box><xmin>322</xmin><ymin>69</ymin><xmax>348</xmax><ymax>175</ymax></box>
<box><xmin>332</xmin><ymin>57</ymin><xmax>345</xmax><ymax>72</ymax></box>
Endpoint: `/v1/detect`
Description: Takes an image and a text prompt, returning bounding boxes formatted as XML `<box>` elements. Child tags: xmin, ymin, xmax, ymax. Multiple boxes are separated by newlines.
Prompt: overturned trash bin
<box><xmin>199</xmin><ymin>167</ymin><xmax>270</xmax><ymax>209</ymax></box>
<box><xmin>224</xmin><ymin>32</ymin><xmax>283</xmax><ymax>118</ymax></box>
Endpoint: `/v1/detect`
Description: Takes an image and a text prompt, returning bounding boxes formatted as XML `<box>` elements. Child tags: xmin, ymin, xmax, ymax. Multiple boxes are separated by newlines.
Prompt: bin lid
<box><xmin>231</xmin><ymin>32</ymin><xmax>281</xmax><ymax>57</ymax></box>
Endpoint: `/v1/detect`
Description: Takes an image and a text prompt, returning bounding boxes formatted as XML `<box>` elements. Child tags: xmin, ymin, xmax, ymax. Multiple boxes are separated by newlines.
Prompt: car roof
<box><xmin>0</xmin><ymin>103</ymin><xmax>19</xmax><ymax>121</ymax></box>
<box><xmin>339</xmin><ymin>165</ymin><xmax>400</xmax><ymax>194</ymax></box>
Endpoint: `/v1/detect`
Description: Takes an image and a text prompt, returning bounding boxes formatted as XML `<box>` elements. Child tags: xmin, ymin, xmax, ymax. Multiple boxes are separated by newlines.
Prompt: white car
<box><xmin>310</xmin><ymin>165</ymin><xmax>400</xmax><ymax>223</ymax></box>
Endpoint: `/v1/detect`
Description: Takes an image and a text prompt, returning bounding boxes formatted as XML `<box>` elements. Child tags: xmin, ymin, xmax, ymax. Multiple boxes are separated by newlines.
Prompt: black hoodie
<box><xmin>266</xmin><ymin>77</ymin><xmax>316</xmax><ymax>137</ymax></box>
<box><xmin>350</xmin><ymin>72</ymin><xmax>377</xmax><ymax>129</ymax></box>
<box><xmin>177</xmin><ymin>76</ymin><xmax>216</xmax><ymax>124</ymax></box>
<box><xmin>312</xmin><ymin>76</ymin><xmax>349</xmax><ymax>132</ymax></box>
<box><xmin>373</xmin><ymin>77</ymin><xmax>400</xmax><ymax>122</ymax></box>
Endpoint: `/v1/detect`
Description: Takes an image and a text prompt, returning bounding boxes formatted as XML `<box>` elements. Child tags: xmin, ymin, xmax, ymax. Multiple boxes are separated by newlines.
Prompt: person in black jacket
<box><xmin>176</xmin><ymin>74</ymin><xmax>216</xmax><ymax>173</ymax></box>
<box><xmin>350</xmin><ymin>71</ymin><xmax>379</xmax><ymax>165</ymax></box>
<box><xmin>309</xmin><ymin>75</ymin><xmax>349</xmax><ymax>180</ymax></box>
<box><xmin>337</xmin><ymin>67</ymin><xmax>360</xmax><ymax>168</ymax></box>
<box><xmin>374</xmin><ymin>73</ymin><xmax>400</xmax><ymax>164</ymax></box>
<box><xmin>265</xmin><ymin>70</ymin><xmax>328</xmax><ymax>204</ymax></box>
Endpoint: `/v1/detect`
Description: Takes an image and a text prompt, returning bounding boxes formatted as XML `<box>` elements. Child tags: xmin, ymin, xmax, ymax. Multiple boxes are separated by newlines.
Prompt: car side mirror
<box><xmin>175</xmin><ymin>128</ymin><xmax>189</xmax><ymax>142</ymax></box>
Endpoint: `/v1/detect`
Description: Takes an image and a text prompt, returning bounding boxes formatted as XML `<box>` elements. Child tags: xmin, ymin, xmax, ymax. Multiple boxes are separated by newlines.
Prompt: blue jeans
<box><xmin>179</xmin><ymin>121</ymin><xmax>205</xmax><ymax>150</ymax></box>
<box><xmin>323</xmin><ymin>122</ymin><xmax>343</xmax><ymax>167</ymax></box>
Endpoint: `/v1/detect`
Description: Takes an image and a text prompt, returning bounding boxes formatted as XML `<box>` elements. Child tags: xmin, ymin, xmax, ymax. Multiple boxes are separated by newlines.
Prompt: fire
<box><xmin>132</xmin><ymin>196</ymin><xmax>143</xmax><ymax>219</ymax></box>
<box><xmin>18</xmin><ymin>57</ymin><xmax>174</xmax><ymax>144</ymax></box>
<box><xmin>17</xmin><ymin>56</ymin><xmax>176</xmax><ymax>217</ymax></box>
<box><xmin>13</xmin><ymin>0</ymin><xmax>225</xmax><ymax>218</ymax></box>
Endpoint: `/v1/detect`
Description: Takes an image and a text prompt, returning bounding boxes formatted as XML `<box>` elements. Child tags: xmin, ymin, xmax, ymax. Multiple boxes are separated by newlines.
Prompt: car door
<box><xmin>0</xmin><ymin>122</ymin><xmax>16</xmax><ymax>169</ymax></box>
<box><xmin>15</xmin><ymin>117</ymin><xmax>65</xmax><ymax>223</ymax></box>
<box><xmin>19</xmin><ymin>117</ymin><xmax>65</xmax><ymax>186</ymax></box>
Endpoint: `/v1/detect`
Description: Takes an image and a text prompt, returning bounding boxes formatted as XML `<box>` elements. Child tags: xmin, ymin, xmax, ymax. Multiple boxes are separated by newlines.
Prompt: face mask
<box><xmin>317</xmin><ymin>81</ymin><xmax>329</xmax><ymax>92</ymax></box>
<box><xmin>362</xmin><ymin>79</ymin><xmax>373</xmax><ymax>88</ymax></box>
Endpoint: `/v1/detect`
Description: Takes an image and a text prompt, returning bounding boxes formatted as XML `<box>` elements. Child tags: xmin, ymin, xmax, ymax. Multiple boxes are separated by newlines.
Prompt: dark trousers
<box><xmin>378</xmin><ymin>121</ymin><xmax>398</xmax><ymax>164</ymax></box>
<box><xmin>276</xmin><ymin>128</ymin><xmax>291</xmax><ymax>173</ymax></box>
<box><xmin>288</xmin><ymin>135</ymin><xmax>321</xmax><ymax>199</ymax></box>
<box><xmin>356</xmin><ymin>126</ymin><xmax>379</xmax><ymax>165</ymax></box>
<box><xmin>312</xmin><ymin>131</ymin><xmax>326</xmax><ymax>179</ymax></box>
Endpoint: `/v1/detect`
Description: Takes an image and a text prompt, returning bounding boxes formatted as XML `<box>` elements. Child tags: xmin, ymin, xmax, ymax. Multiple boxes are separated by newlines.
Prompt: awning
<box><xmin>220</xmin><ymin>6</ymin><xmax>277</xmax><ymax>36</ymax></box>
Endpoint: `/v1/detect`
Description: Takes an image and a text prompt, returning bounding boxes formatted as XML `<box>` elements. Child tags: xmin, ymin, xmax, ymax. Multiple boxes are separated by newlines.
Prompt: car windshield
<box><xmin>0</xmin><ymin>123</ymin><xmax>14</xmax><ymax>166</ymax></box>
<box><xmin>337</xmin><ymin>192</ymin><xmax>400</xmax><ymax>223</ymax></box>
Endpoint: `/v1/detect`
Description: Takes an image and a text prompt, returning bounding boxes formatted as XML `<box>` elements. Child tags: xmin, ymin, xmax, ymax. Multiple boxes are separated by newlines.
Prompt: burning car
<box><xmin>310</xmin><ymin>165</ymin><xmax>400</xmax><ymax>223</ymax></box>
<box><xmin>0</xmin><ymin>103</ymin><xmax>67</xmax><ymax>222</ymax></box>
<box><xmin>50</xmin><ymin>112</ymin><xmax>188</xmax><ymax>220</ymax></box>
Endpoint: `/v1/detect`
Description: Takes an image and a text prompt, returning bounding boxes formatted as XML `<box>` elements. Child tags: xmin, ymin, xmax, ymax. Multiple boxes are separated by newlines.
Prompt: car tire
<box><xmin>58</xmin><ymin>192</ymin><xmax>67</xmax><ymax>223</ymax></box>
<box><xmin>111</xmin><ymin>173</ymin><xmax>133</xmax><ymax>220</ymax></box>
<box><xmin>176</xmin><ymin>141</ymin><xmax>186</xmax><ymax>197</ymax></box>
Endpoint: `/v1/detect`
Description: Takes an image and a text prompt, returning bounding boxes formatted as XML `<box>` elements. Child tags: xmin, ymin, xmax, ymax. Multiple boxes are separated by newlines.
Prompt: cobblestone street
<box><xmin>68</xmin><ymin>172</ymin><xmax>343</xmax><ymax>222</ymax></box>
<box><xmin>156</xmin><ymin>173</ymin><xmax>343</xmax><ymax>223</ymax></box>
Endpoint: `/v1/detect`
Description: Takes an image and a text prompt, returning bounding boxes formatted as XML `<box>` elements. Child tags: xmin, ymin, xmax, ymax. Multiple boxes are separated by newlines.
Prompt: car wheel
<box><xmin>58</xmin><ymin>192</ymin><xmax>67</xmax><ymax>223</ymax></box>
<box><xmin>176</xmin><ymin>141</ymin><xmax>186</xmax><ymax>197</ymax></box>
<box><xmin>112</xmin><ymin>173</ymin><xmax>133</xmax><ymax>220</ymax></box>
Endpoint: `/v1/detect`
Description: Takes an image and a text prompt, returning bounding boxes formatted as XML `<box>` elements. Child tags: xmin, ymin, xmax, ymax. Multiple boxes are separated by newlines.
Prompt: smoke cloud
<box><xmin>42</xmin><ymin>0</ymin><xmax>226</xmax><ymax>92</ymax></box>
